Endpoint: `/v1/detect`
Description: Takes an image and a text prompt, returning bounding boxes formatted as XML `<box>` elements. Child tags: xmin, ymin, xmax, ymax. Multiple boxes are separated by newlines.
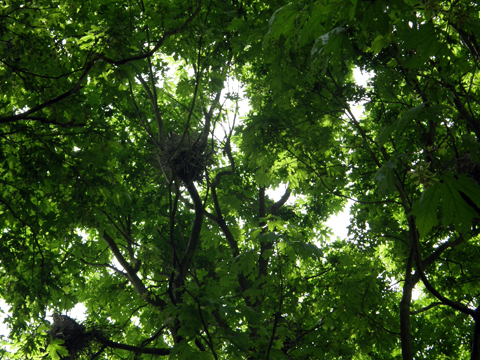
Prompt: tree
<box><xmin>254</xmin><ymin>0</ymin><xmax>480</xmax><ymax>359</ymax></box>
<box><xmin>0</xmin><ymin>0</ymin><xmax>479</xmax><ymax>360</ymax></box>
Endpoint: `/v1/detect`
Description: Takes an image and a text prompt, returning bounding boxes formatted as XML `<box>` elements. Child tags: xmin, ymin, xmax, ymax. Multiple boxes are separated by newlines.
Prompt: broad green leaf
<box><xmin>409</xmin><ymin>183</ymin><xmax>441</xmax><ymax>238</ymax></box>
<box><xmin>47</xmin><ymin>338</ymin><xmax>69</xmax><ymax>360</ymax></box>
<box><xmin>441</xmin><ymin>175</ymin><xmax>478</xmax><ymax>232</ymax></box>
<box><xmin>374</xmin><ymin>160</ymin><xmax>396</xmax><ymax>194</ymax></box>
<box><xmin>311</xmin><ymin>26</ymin><xmax>345</xmax><ymax>56</ymax></box>
<box><xmin>369</xmin><ymin>34</ymin><xmax>392</xmax><ymax>55</ymax></box>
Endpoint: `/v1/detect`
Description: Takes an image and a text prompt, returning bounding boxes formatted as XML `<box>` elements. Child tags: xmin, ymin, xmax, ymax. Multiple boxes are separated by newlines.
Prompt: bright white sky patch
<box><xmin>0</xmin><ymin>299</ymin><xmax>9</xmax><ymax>337</ymax></box>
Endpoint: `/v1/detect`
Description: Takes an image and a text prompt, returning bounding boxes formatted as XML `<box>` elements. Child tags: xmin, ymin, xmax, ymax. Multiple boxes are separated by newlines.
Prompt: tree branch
<box><xmin>412</xmin><ymin>234</ymin><xmax>464</xmax><ymax>284</ymax></box>
<box><xmin>78</xmin><ymin>258</ymin><xmax>127</xmax><ymax>277</ymax></box>
<box><xmin>99</xmin><ymin>1</ymin><xmax>203</xmax><ymax>66</ymax></box>
<box><xmin>268</xmin><ymin>187</ymin><xmax>291</xmax><ymax>215</ymax></box>
<box><xmin>0</xmin><ymin>59</ymin><xmax>96</xmax><ymax>124</ymax></box>
<box><xmin>0</xmin><ymin>1</ymin><xmax>203</xmax><ymax>124</ymax></box>
<box><xmin>412</xmin><ymin>228</ymin><xmax>474</xmax><ymax>316</ymax></box>
<box><xmin>410</xmin><ymin>302</ymin><xmax>443</xmax><ymax>315</ymax></box>
<box><xmin>101</xmin><ymin>230</ymin><xmax>167</xmax><ymax>309</ymax></box>
<box><xmin>94</xmin><ymin>333</ymin><xmax>171</xmax><ymax>356</ymax></box>
<box><xmin>178</xmin><ymin>182</ymin><xmax>204</xmax><ymax>278</ymax></box>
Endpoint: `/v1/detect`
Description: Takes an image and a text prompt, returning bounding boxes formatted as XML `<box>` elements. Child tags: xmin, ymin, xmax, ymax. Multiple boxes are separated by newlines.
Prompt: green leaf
<box><xmin>47</xmin><ymin>338</ymin><xmax>69</xmax><ymax>360</ymax></box>
<box><xmin>311</xmin><ymin>26</ymin><xmax>345</xmax><ymax>56</ymax></box>
<box><xmin>264</xmin><ymin>3</ymin><xmax>302</xmax><ymax>47</ymax></box>
<box><xmin>441</xmin><ymin>175</ymin><xmax>478</xmax><ymax>232</ymax></box>
<box><xmin>386</xmin><ymin>58</ymin><xmax>398</xmax><ymax>67</ymax></box>
<box><xmin>294</xmin><ymin>241</ymin><xmax>323</xmax><ymax>260</ymax></box>
<box><xmin>369</xmin><ymin>34</ymin><xmax>392</xmax><ymax>55</ymax></box>
<box><xmin>409</xmin><ymin>183</ymin><xmax>441</xmax><ymax>238</ymax></box>
<box><xmin>374</xmin><ymin>160</ymin><xmax>396</xmax><ymax>194</ymax></box>
<box><xmin>455</xmin><ymin>174</ymin><xmax>480</xmax><ymax>209</ymax></box>
<box><xmin>410</xmin><ymin>174</ymin><xmax>480</xmax><ymax>237</ymax></box>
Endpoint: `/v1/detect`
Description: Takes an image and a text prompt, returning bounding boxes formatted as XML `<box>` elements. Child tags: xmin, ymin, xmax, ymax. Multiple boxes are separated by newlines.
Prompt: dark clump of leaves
<box><xmin>457</xmin><ymin>153</ymin><xmax>480</xmax><ymax>184</ymax></box>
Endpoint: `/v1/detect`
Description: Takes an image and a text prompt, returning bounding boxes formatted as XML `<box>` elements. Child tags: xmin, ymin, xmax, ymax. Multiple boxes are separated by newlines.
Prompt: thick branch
<box><xmin>412</xmin><ymin>228</ymin><xmax>474</xmax><ymax>316</ymax></box>
<box><xmin>179</xmin><ymin>182</ymin><xmax>204</xmax><ymax>278</ymax></box>
<box><xmin>412</xmin><ymin>234</ymin><xmax>464</xmax><ymax>284</ymax></box>
<box><xmin>0</xmin><ymin>2</ymin><xmax>203</xmax><ymax>124</ymax></box>
<box><xmin>211</xmin><ymin>134</ymin><xmax>239</xmax><ymax>256</ymax></box>
<box><xmin>268</xmin><ymin>187</ymin><xmax>291</xmax><ymax>215</ymax></box>
<box><xmin>94</xmin><ymin>334</ymin><xmax>171</xmax><ymax>356</ymax></box>
<box><xmin>400</xmin><ymin>219</ymin><xmax>417</xmax><ymax>360</ymax></box>
<box><xmin>472</xmin><ymin>306</ymin><xmax>480</xmax><ymax>360</ymax></box>
<box><xmin>101</xmin><ymin>231</ymin><xmax>167</xmax><ymax>309</ymax></box>
<box><xmin>0</xmin><ymin>59</ymin><xmax>96</xmax><ymax>124</ymax></box>
<box><xmin>415</xmin><ymin>260</ymin><xmax>474</xmax><ymax>316</ymax></box>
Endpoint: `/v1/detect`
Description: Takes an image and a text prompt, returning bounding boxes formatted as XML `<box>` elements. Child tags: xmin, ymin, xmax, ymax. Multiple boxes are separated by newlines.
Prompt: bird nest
<box><xmin>156</xmin><ymin>132</ymin><xmax>213</xmax><ymax>184</ymax></box>
<box><xmin>46</xmin><ymin>314</ymin><xmax>93</xmax><ymax>359</ymax></box>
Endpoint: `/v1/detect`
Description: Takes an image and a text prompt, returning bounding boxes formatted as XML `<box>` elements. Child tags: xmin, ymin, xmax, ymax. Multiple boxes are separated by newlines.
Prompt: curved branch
<box><xmin>78</xmin><ymin>258</ymin><xmax>126</xmax><ymax>277</ymax></box>
<box><xmin>134</xmin><ymin>72</ymin><xmax>162</xmax><ymax>143</ymax></box>
<box><xmin>184</xmin><ymin>288</ymin><xmax>218</xmax><ymax>360</ymax></box>
<box><xmin>410</xmin><ymin>302</ymin><xmax>444</xmax><ymax>315</ymax></box>
<box><xmin>268</xmin><ymin>187</ymin><xmax>291</xmax><ymax>216</ymax></box>
<box><xmin>147</xmin><ymin>54</ymin><xmax>164</xmax><ymax>142</ymax></box>
<box><xmin>99</xmin><ymin>2</ymin><xmax>203</xmax><ymax>66</ymax></box>
<box><xmin>101</xmin><ymin>230</ymin><xmax>167</xmax><ymax>309</ymax></box>
<box><xmin>139</xmin><ymin>325</ymin><xmax>168</xmax><ymax>348</ymax></box>
<box><xmin>412</xmin><ymin>230</ymin><xmax>474</xmax><ymax>316</ymax></box>
<box><xmin>416</xmin><ymin>265</ymin><xmax>474</xmax><ymax>316</ymax></box>
<box><xmin>94</xmin><ymin>333</ymin><xmax>171</xmax><ymax>356</ymax></box>
<box><xmin>412</xmin><ymin>234</ymin><xmax>464</xmax><ymax>284</ymax></box>
<box><xmin>0</xmin><ymin>59</ymin><xmax>96</xmax><ymax>124</ymax></box>
<box><xmin>0</xmin><ymin>2</ymin><xmax>203</xmax><ymax>125</ymax></box>
<box><xmin>178</xmin><ymin>194</ymin><xmax>219</xmax><ymax>224</ymax></box>
<box><xmin>178</xmin><ymin>182</ymin><xmax>204</xmax><ymax>278</ymax></box>
<box><xmin>211</xmin><ymin>132</ymin><xmax>239</xmax><ymax>256</ymax></box>
<box><xmin>129</xmin><ymin>77</ymin><xmax>157</xmax><ymax>143</ymax></box>
<box><xmin>211</xmin><ymin>186</ymin><xmax>239</xmax><ymax>257</ymax></box>
<box><xmin>90</xmin><ymin>345</ymin><xmax>107</xmax><ymax>360</ymax></box>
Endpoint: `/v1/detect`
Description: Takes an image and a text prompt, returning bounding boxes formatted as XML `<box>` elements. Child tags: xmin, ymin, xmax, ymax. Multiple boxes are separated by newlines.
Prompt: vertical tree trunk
<box><xmin>472</xmin><ymin>307</ymin><xmax>480</xmax><ymax>360</ymax></box>
<box><xmin>400</xmin><ymin>279</ymin><xmax>414</xmax><ymax>360</ymax></box>
<box><xmin>400</xmin><ymin>239</ymin><xmax>416</xmax><ymax>360</ymax></box>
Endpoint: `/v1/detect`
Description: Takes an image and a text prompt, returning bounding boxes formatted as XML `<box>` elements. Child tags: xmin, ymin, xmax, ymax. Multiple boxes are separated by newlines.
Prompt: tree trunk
<box><xmin>400</xmin><ymin>242</ymin><xmax>415</xmax><ymax>360</ymax></box>
<box><xmin>472</xmin><ymin>307</ymin><xmax>480</xmax><ymax>360</ymax></box>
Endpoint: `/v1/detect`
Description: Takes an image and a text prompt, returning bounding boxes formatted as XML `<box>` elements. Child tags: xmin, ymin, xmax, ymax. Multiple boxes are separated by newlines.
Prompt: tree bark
<box><xmin>471</xmin><ymin>307</ymin><xmax>480</xmax><ymax>360</ymax></box>
<box><xmin>400</xmin><ymin>231</ymin><xmax>416</xmax><ymax>360</ymax></box>
<box><xmin>400</xmin><ymin>272</ymin><xmax>414</xmax><ymax>360</ymax></box>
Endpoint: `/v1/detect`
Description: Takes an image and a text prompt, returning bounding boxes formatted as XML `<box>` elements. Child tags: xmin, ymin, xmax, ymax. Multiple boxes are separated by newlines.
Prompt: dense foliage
<box><xmin>1</xmin><ymin>0</ymin><xmax>480</xmax><ymax>359</ymax></box>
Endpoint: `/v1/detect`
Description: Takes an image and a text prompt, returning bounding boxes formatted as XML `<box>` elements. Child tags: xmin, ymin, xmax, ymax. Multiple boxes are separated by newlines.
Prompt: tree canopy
<box><xmin>1</xmin><ymin>0</ymin><xmax>480</xmax><ymax>359</ymax></box>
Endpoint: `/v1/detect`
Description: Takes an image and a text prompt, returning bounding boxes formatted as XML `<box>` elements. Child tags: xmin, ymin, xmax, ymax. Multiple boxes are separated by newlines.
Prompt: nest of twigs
<box><xmin>46</xmin><ymin>314</ymin><xmax>94</xmax><ymax>359</ymax></box>
<box><xmin>156</xmin><ymin>132</ymin><xmax>213</xmax><ymax>184</ymax></box>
